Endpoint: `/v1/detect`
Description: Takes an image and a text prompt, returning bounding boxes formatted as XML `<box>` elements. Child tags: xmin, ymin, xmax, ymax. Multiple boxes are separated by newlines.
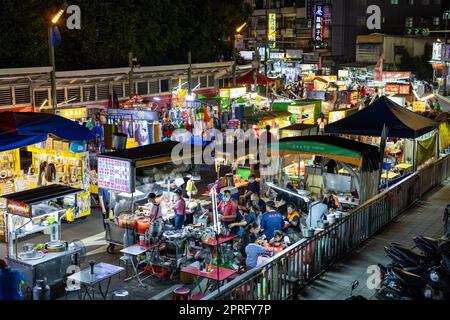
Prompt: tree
<box><xmin>0</xmin><ymin>0</ymin><xmax>252</xmax><ymax>70</ymax></box>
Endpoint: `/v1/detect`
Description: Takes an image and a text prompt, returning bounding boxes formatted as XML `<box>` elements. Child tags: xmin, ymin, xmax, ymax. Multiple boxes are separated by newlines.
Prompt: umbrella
<box><xmin>0</xmin><ymin>112</ymin><xmax>96</xmax><ymax>152</ymax></box>
<box><xmin>197</xmin><ymin>94</ymin><xmax>207</xmax><ymax>100</ymax></box>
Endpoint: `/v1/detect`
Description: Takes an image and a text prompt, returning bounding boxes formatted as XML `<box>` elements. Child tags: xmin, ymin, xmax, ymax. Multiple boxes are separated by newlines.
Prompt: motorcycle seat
<box><xmin>391</xmin><ymin>267</ymin><xmax>425</xmax><ymax>287</ymax></box>
<box><xmin>391</xmin><ymin>246</ymin><xmax>425</xmax><ymax>265</ymax></box>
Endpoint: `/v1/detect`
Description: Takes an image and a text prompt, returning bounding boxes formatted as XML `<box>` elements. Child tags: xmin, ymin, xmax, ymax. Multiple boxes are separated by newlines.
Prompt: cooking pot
<box><xmin>45</xmin><ymin>241</ymin><xmax>68</xmax><ymax>253</ymax></box>
<box><xmin>23</xmin><ymin>243</ymin><xmax>34</xmax><ymax>253</ymax></box>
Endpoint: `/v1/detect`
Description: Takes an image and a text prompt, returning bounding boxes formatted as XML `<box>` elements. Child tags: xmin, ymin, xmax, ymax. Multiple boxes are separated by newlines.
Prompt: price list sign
<box><xmin>98</xmin><ymin>157</ymin><xmax>134</xmax><ymax>193</ymax></box>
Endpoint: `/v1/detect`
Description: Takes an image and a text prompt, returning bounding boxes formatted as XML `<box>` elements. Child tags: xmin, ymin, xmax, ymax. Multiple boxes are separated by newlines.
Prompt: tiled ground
<box><xmin>298</xmin><ymin>179</ymin><xmax>450</xmax><ymax>300</ymax></box>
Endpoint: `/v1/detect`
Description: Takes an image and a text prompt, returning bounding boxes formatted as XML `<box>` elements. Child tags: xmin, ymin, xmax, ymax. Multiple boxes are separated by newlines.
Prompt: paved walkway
<box><xmin>298</xmin><ymin>179</ymin><xmax>450</xmax><ymax>300</ymax></box>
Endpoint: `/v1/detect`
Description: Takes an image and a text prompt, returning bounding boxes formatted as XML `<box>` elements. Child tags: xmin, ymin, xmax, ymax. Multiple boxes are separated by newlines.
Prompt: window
<box><xmin>0</xmin><ymin>88</ymin><xmax>12</xmax><ymax>106</ymax></box>
<box><xmin>421</xmin><ymin>0</ymin><xmax>430</xmax><ymax>4</ymax></box>
<box><xmin>160</xmin><ymin>79</ymin><xmax>169</xmax><ymax>93</ymax></box>
<box><xmin>67</xmin><ymin>87</ymin><xmax>81</xmax><ymax>103</ymax></box>
<box><xmin>390</xmin><ymin>0</ymin><xmax>398</xmax><ymax>4</ymax></box>
<box><xmin>83</xmin><ymin>87</ymin><xmax>95</xmax><ymax>101</ymax></box>
<box><xmin>137</xmin><ymin>81</ymin><xmax>148</xmax><ymax>95</ymax></box>
<box><xmin>405</xmin><ymin>17</ymin><xmax>414</xmax><ymax>28</ymax></box>
<box><xmin>433</xmin><ymin>17</ymin><xmax>440</xmax><ymax>25</ymax></box>
<box><xmin>113</xmin><ymin>83</ymin><xmax>124</xmax><ymax>97</ymax></box>
<box><xmin>408</xmin><ymin>0</ymin><xmax>414</xmax><ymax>4</ymax></box>
<box><xmin>149</xmin><ymin>80</ymin><xmax>159</xmax><ymax>94</ymax></box>
<box><xmin>56</xmin><ymin>88</ymin><xmax>65</xmax><ymax>104</ymax></box>
<box><xmin>14</xmin><ymin>86</ymin><xmax>31</xmax><ymax>105</ymax></box>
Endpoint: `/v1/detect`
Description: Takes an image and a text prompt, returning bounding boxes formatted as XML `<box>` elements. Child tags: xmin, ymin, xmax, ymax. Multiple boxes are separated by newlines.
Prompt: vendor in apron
<box><xmin>218</xmin><ymin>190</ymin><xmax>238</xmax><ymax>234</ymax></box>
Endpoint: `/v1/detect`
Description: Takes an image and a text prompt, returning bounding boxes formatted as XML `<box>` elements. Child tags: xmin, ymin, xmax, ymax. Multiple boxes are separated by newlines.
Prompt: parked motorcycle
<box><xmin>376</xmin><ymin>266</ymin><xmax>449</xmax><ymax>300</ymax></box>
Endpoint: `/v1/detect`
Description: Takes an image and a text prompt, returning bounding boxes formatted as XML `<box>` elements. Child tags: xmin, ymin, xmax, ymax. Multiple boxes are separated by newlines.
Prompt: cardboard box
<box><xmin>45</xmin><ymin>137</ymin><xmax>53</xmax><ymax>150</ymax></box>
<box><xmin>53</xmin><ymin>140</ymin><xmax>62</xmax><ymax>151</ymax></box>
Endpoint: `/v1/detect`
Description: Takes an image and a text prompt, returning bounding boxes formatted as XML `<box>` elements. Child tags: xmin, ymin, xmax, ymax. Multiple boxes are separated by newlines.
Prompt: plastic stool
<box><xmin>191</xmin><ymin>293</ymin><xmax>205</xmax><ymax>300</ymax></box>
<box><xmin>172</xmin><ymin>287</ymin><xmax>191</xmax><ymax>300</ymax></box>
<box><xmin>65</xmin><ymin>285</ymin><xmax>81</xmax><ymax>300</ymax></box>
<box><xmin>112</xmin><ymin>289</ymin><xmax>130</xmax><ymax>300</ymax></box>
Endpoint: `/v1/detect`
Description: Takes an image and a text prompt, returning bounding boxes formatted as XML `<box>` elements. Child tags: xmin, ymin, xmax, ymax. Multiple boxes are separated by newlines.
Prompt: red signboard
<box><xmin>384</xmin><ymin>84</ymin><xmax>411</xmax><ymax>95</ymax></box>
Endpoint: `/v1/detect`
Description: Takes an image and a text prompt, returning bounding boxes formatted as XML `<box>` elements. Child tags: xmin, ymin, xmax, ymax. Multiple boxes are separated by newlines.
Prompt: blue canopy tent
<box><xmin>0</xmin><ymin>112</ymin><xmax>95</xmax><ymax>152</ymax></box>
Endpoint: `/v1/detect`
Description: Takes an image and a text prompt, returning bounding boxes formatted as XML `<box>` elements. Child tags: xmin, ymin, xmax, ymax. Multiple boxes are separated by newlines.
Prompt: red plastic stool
<box><xmin>172</xmin><ymin>287</ymin><xmax>191</xmax><ymax>300</ymax></box>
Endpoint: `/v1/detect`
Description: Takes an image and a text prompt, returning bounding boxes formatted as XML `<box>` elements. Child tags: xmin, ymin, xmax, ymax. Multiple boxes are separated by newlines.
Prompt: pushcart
<box><xmin>104</xmin><ymin>219</ymin><xmax>136</xmax><ymax>254</ymax></box>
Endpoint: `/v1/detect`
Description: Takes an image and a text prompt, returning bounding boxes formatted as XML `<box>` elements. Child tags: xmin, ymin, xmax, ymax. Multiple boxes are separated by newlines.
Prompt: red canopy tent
<box><xmin>236</xmin><ymin>70</ymin><xmax>275</xmax><ymax>86</ymax></box>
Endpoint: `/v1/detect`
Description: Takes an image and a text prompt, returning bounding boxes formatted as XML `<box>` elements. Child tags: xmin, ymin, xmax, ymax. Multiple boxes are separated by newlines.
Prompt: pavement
<box><xmin>298</xmin><ymin>179</ymin><xmax>450</xmax><ymax>300</ymax></box>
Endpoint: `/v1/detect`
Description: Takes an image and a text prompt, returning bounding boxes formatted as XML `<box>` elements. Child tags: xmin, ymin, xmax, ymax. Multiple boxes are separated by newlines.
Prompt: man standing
<box><xmin>146</xmin><ymin>193</ymin><xmax>162</xmax><ymax>221</ymax></box>
<box><xmin>218</xmin><ymin>190</ymin><xmax>238</xmax><ymax>232</ymax></box>
<box><xmin>260</xmin><ymin>201</ymin><xmax>284</xmax><ymax>241</ymax></box>
<box><xmin>245</xmin><ymin>174</ymin><xmax>260</xmax><ymax>199</ymax></box>
<box><xmin>98</xmin><ymin>187</ymin><xmax>110</xmax><ymax>229</ymax></box>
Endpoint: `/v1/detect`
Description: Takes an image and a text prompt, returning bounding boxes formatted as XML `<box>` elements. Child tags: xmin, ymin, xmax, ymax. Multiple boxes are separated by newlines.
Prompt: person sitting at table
<box><xmin>275</xmin><ymin>195</ymin><xmax>288</xmax><ymax>216</ymax></box>
<box><xmin>228</xmin><ymin>203</ymin><xmax>259</xmax><ymax>236</ymax></box>
<box><xmin>218</xmin><ymin>190</ymin><xmax>238</xmax><ymax>231</ymax></box>
<box><xmin>172</xmin><ymin>189</ymin><xmax>186</xmax><ymax>230</ymax></box>
<box><xmin>240</xmin><ymin>221</ymin><xmax>262</xmax><ymax>261</ymax></box>
<box><xmin>244</xmin><ymin>174</ymin><xmax>260</xmax><ymax>199</ymax></box>
<box><xmin>268</xmin><ymin>230</ymin><xmax>290</xmax><ymax>253</ymax></box>
<box><xmin>247</xmin><ymin>192</ymin><xmax>266</xmax><ymax>213</ymax></box>
<box><xmin>260</xmin><ymin>201</ymin><xmax>284</xmax><ymax>241</ymax></box>
<box><xmin>245</xmin><ymin>233</ymin><xmax>268</xmax><ymax>269</ymax></box>
<box><xmin>283</xmin><ymin>203</ymin><xmax>302</xmax><ymax>242</ymax></box>
<box><xmin>322</xmin><ymin>191</ymin><xmax>340</xmax><ymax>210</ymax></box>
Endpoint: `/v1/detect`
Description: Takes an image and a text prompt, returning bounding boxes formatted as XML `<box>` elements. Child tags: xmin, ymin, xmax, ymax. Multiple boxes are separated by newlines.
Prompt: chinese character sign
<box><xmin>98</xmin><ymin>157</ymin><xmax>133</xmax><ymax>193</ymax></box>
<box><xmin>268</xmin><ymin>13</ymin><xmax>277</xmax><ymax>48</ymax></box>
<box><xmin>314</xmin><ymin>5</ymin><xmax>324</xmax><ymax>49</ymax></box>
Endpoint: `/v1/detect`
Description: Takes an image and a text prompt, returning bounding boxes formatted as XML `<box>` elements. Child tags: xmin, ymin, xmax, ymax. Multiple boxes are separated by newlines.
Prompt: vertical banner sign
<box><xmin>268</xmin><ymin>13</ymin><xmax>277</xmax><ymax>49</ymax></box>
<box><xmin>314</xmin><ymin>5</ymin><xmax>324</xmax><ymax>49</ymax></box>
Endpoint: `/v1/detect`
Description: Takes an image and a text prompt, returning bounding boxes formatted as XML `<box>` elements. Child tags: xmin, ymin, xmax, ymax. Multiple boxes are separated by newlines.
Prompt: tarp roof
<box><xmin>325</xmin><ymin>96</ymin><xmax>438</xmax><ymax>139</ymax></box>
<box><xmin>1</xmin><ymin>185</ymin><xmax>84</xmax><ymax>205</ymax></box>
<box><xmin>236</xmin><ymin>70</ymin><xmax>275</xmax><ymax>86</ymax></box>
<box><xmin>0</xmin><ymin>112</ymin><xmax>96</xmax><ymax>152</ymax></box>
<box><xmin>280</xmin><ymin>123</ymin><xmax>316</xmax><ymax>132</ymax></box>
<box><xmin>275</xmin><ymin>135</ymin><xmax>380</xmax><ymax>171</ymax></box>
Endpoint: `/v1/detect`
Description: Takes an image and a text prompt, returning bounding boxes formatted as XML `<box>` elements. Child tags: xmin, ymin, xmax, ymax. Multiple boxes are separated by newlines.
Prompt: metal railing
<box><xmin>203</xmin><ymin>154</ymin><xmax>450</xmax><ymax>300</ymax></box>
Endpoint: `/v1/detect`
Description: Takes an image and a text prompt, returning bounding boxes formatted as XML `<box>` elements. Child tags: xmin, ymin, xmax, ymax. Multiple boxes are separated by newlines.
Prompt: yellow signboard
<box><xmin>412</xmin><ymin>101</ymin><xmax>426</xmax><ymax>112</ymax></box>
<box><xmin>220</xmin><ymin>87</ymin><xmax>247</xmax><ymax>99</ymax></box>
<box><xmin>57</xmin><ymin>107</ymin><xmax>87</xmax><ymax>120</ymax></box>
<box><xmin>268</xmin><ymin>13</ymin><xmax>277</xmax><ymax>48</ymax></box>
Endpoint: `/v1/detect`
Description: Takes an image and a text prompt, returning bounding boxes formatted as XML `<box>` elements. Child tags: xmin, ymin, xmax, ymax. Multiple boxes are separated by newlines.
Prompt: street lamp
<box><xmin>49</xmin><ymin>6</ymin><xmax>67</xmax><ymax>109</ymax></box>
<box><xmin>232</xmin><ymin>22</ymin><xmax>248</xmax><ymax>86</ymax></box>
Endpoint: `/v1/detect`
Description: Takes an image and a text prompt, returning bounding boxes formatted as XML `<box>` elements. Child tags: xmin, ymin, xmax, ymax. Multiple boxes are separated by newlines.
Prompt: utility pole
<box><xmin>49</xmin><ymin>25</ymin><xmax>57</xmax><ymax>109</ymax></box>
<box><xmin>188</xmin><ymin>51</ymin><xmax>192</xmax><ymax>96</ymax></box>
<box><xmin>128</xmin><ymin>52</ymin><xmax>135</xmax><ymax>98</ymax></box>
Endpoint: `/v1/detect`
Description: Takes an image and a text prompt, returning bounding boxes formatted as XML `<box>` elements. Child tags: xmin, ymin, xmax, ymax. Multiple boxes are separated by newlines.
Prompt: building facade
<box><xmin>332</xmin><ymin>0</ymin><xmax>448</xmax><ymax>64</ymax></box>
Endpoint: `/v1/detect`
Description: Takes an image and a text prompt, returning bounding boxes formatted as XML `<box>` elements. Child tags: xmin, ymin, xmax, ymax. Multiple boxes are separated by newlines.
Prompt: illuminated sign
<box><xmin>268</xmin><ymin>13</ymin><xmax>277</xmax><ymax>48</ymax></box>
<box><xmin>7</xmin><ymin>200</ymin><xmax>31</xmax><ymax>218</ymax></box>
<box><xmin>269</xmin><ymin>51</ymin><xmax>285</xmax><ymax>60</ymax></box>
<box><xmin>432</xmin><ymin>43</ymin><xmax>443</xmax><ymax>61</ymax></box>
<box><xmin>98</xmin><ymin>157</ymin><xmax>134</xmax><ymax>193</ymax></box>
<box><xmin>413</xmin><ymin>101</ymin><xmax>426</xmax><ymax>112</ymax></box>
<box><xmin>56</xmin><ymin>107</ymin><xmax>87</xmax><ymax>120</ymax></box>
<box><xmin>328</xmin><ymin>110</ymin><xmax>346</xmax><ymax>124</ymax></box>
<box><xmin>314</xmin><ymin>5</ymin><xmax>324</xmax><ymax>49</ymax></box>
<box><xmin>382</xmin><ymin>72</ymin><xmax>411</xmax><ymax>82</ymax></box>
<box><xmin>384</xmin><ymin>84</ymin><xmax>411</xmax><ymax>95</ymax></box>
<box><xmin>220</xmin><ymin>87</ymin><xmax>247</xmax><ymax>99</ymax></box>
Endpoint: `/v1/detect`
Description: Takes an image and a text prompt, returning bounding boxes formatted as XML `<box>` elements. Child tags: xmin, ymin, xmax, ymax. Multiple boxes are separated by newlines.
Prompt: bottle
<box><xmin>33</xmin><ymin>279</ymin><xmax>51</xmax><ymax>300</ymax></box>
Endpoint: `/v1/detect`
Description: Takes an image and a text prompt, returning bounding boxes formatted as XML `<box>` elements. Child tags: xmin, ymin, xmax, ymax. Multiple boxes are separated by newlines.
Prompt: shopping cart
<box><xmin>104</xmin><ymin>219</ymin><xmax>136</xmax><ymax>254</ymax></box>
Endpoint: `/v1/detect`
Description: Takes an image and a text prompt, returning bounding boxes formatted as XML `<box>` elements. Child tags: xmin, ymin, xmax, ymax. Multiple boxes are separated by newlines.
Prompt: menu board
<box><xmin>98</xmin><ymin>157</ymin><xmax>135</xmax><ymax>193</ymax></box>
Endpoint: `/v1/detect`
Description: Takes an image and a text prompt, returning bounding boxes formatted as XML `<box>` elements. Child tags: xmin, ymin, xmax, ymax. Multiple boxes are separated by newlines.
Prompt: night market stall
<box><xmin>325</xmin><ymin>96</ymin><xmax>439</xmax><ymax>186</ymax></box>
<box><xmin>0</xmin><ymin>112</ymin><xmax>95</xmax><ymax>240</ymax></box>
<box><xmin>2</xmin><ymin>185</ymin><xmax>87</xmax><ymax>296</ymax></box>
